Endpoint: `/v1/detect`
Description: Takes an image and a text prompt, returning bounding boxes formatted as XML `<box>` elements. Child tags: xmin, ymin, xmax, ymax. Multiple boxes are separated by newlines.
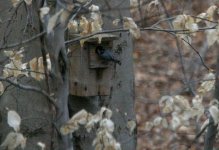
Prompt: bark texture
<box><xmin>68</xmin><ymin>0</ymin><xmax>136</xmax><ymax>150</ymax></box>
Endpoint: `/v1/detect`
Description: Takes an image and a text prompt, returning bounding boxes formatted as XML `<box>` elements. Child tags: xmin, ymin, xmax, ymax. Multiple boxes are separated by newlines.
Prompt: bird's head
<box><xmin>95</xmin><ymin>45</ymin><xmax>105</xmax><ymax>55</ymax></box>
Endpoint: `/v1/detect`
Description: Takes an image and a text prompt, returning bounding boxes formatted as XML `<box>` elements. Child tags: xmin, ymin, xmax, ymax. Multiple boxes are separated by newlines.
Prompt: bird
<box><xmin>95</xmin><ymin>46</ymin><xmax>121</xmax><ymax>65</ymax></box>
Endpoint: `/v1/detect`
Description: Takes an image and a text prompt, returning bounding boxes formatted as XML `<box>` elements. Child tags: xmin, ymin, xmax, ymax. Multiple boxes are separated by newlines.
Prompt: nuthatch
<box><xmin>95</xmin><ymin>46</ymin><xmax>121</xmax><ymax>65</ymax></box>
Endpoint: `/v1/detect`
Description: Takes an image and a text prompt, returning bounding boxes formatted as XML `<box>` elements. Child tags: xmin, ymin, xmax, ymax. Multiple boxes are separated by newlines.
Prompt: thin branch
<box><xmin>181</xmin><ymin>38</ymin><xmax>211</xmax><ymax>71</ymax></box>
<box><xmin>65</xmin><ymin>24</ymin><xmax>217</xmax><ymax>45</ymax></box>
<box><xmin>159</xmin><ymin>0</ymin><xmax>196</xmax><ymax>96</ymax></box>
<box><xmin>0</xmin><ymin>31</ymin><xmax>46</xmax><ymax>50</ymax></box>
<box><xmin>0</xmin><ymin>76</ymin><xmax>58</xmax><ymax>111</ymax></box>
<box><xmin>187</xmin><ymin>122</ymin><xmax>211</xmax><ymax>149</ymax></box>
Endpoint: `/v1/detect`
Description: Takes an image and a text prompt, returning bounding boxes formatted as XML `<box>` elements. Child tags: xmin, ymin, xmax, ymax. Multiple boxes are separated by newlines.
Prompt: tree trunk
<box><xmin>68</xmin><ymin>0</ymin><xmax>137</xmax><ymax>150</ymax></box>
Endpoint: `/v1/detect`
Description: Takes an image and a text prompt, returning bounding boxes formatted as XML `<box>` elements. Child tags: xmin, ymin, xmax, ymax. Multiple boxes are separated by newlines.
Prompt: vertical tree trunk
<box><xmin>68</xmin><ymin>0</ymin><xmax>137</xmax><ymax>149</ymax></box>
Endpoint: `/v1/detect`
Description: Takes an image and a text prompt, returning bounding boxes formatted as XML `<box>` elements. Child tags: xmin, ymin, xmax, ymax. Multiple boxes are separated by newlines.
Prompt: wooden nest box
<box><xmin>68</xmin><ymin>34</ymin><xmax>118</xmax><ymax>97</ymax></box>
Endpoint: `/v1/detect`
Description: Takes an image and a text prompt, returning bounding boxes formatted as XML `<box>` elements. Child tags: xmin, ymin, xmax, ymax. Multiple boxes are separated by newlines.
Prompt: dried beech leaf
<box><xmin>198</xmin><ymin>73</ymin><xmax>215</xmax><ymax>94</ymax></box>
<box><xmin>173</xmin><ymin>15</ymin><xmax>198</xmax><ymax>32</ymax></box>
<box><xmin>206</xmin><ymin>5</ymin><xmax>217</xmax><ymax>21</ymax></box>
<box><xmin>37</xmin><ymin>142</ymin><xmax>46</xmax><ymax>150</ymax></box>
<box><xmin>38</xmin><ymin>57</ymin><xmax>45</xmax><ymax>80</ymax></box>
<box><xmin>161</xmin><ymin>118</ymin><xmax>168</xmax><ymax>128</ymax></box>
<box><xmin>40</xmin><ymin>7</ymin><xmax>50</xmax><ymax>22</ymax></box>
<box><xmin>159</xmin><ymin>95</ymin><xmax>174</xmax><ymax>113</ymax></box>
<box><xmin>100</xmin><ymin>119</ymin><xmax>114</xmax><ymax>133</ymax></box>
<box><xmin>206</xmin><ymin>29</ymin><xmax>218</xmax><ymax>47</ymax></box>
<box><xmin>153</xmin><ymin>116</ymin><xmax>162</xmax><ymax>126</ymax></box>
<box><xmin>113</xmin><ymin>19</ymin><xmax>120</xmax><ymax>26</ymax></box>
<box><xmin>29</xmin><ymin>57</ymin><xmax>38</xmax><ymax>79</ymax></box>
<box><xmin>89</xmin><ymin>5</ymin><xmax>103</xmax><ymax>33</ymax></box>
<box><xmin>147</xmin><ymin>0</ymin><xmax>159</xmax><ymax>11</ymax></box>
<box><xmin>123</xmin><ymin>17</ymin><xmax>141</xmax><ymax>39</ymax></box>
<box><xmin>11</xmin><ymin>0</ymin><xmax>21</xmax><ymax>7</ymax></box>
<box><xmin>24</xmin><ymin>0</ymin><xmax>32</xmax><ymax>5</ymax></box>
<box><xmin>0</xmin><ymin>81</ymin><xmax>4</xmax><ymax>95</ymax></box>
<box><xmin>1</xmin><ymin>132</ymin><xmax>26</xmax><ymax>150</ymax></box>
<box><xmin>60</xmin><ymin>109</ymin><xmax>88</xmax><ymax>135</ymax></box>
<box><xmin>173</xmin><ymin>95</ymin><xmax>191</xmax><ymax>111</ymax></box>
<box><xmin>68</xmin><ymin>20</ymin><xmax>78</xmax><ymax>34</ymax></box>
<box><xmin>171</xmin><ymin>113</ymin><xmax>181</xmax><ymax>130</ymax></box>
<box><xmin>144</xmin><ymin>122</ymin><xmax>154</xmax><ymax>131</ymax></box>
<box><xmin>77</xmin><ymin>0</ymin><xmax>89</xmax><ymax>3</ymax></box>
<box><xmin>196</xmin><ymin>13</ymin><xmax>207</xmax><ymax>23</ymax></box>
<box><xmin>7</xmin><ymin>110</ymin><xmax>21</xmax><ymax>132</ymax></box>
<box><xmin>79</xmin><ymin>16</ymin><xmax>90</xmax><ymax>35</ymax></box>
<box><xmin>127</xmin><ymin>120</ymin><xmax>136</xmax><ymax>135</ymax></box>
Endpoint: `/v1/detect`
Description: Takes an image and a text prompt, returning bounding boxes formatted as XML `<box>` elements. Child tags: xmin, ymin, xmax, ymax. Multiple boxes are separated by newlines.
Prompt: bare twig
<box><xmin>0</xmin><ymin>31</ymin><xmax>46</xmax><ymax>50</ymax></box>
<box><xmin>0</xmin><ymin>76</ymin><xmax>58</xmax><ymax>111</ymax></box>
<box><xmin>181</xmin><ymin>38</ymin><xmax>211</xmax><ymax>71</ymax></box>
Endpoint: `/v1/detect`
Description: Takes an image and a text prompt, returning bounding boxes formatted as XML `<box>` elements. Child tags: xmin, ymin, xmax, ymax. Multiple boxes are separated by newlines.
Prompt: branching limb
<box><xmin>0</xmin><ymin>76</ymin><xmax>58</xmax><ymax>111</ymax></box>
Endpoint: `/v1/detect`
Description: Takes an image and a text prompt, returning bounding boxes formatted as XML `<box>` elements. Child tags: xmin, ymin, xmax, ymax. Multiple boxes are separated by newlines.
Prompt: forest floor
<box><xmin>133</xmin><ymin>1</ymin><xmax>218</xmax><ymax>149</ymax></box>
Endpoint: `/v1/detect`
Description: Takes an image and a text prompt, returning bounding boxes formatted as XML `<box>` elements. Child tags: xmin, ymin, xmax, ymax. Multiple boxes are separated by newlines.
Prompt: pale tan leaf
<box><xmin>0</xmin><ymin>81</ymin><xmax>4</xmax><ymax>95</ymax></box>
<box><xmin>77</xmin><ymin>0</ymin><xmax>89</xmax><ymax>3</ymax></box>
<box><xmin>80</xmin><ymin>39</ymin><xmax>85</xmax><ymax>47</ymax></box>
<box><xmin>113</xmin><ymin>19</ymin><xmax>120</xmax><ymax>26</ymax></box>
<box><xmin>206</xmin><ymin>5</ymin><xmax>217</xmax><ymax>21</ymax></box>
<box><xmin>171</xmin><ymin>113</ymin><xmax>181</xmax><ymax>130</ymax></box>
<box><xmin>198</xmin><ymin>73</ymin><xmax>215</xmax><ymax>94</ymax></box>
<box><xmin>37</xmin><ymin>142</ymin><xmax>46</xmax><ymax>150</ymax></box>
<box><xmin>60</xmin><ymin>109</ymin><xmax>88</xmax><ymax>135</ymax></box>
<box><xmin>29</xmin><ymin>57</ymin><xmax>38</xmax><ymax>80</ymax></box>
<box><xmin>144</xmin><ymin>122</ymin><xmax>154</xmax><ymax>131</ymax></box>
<box><xmin>161</xmin><ymin>118</ymin><xmax>168</xmax><ymax>128</ymax></box>
<box><xmin>178</xmin><ymin>126</ymin><xmax>190</xmax><ymax>133</ymax></box>
<box><xmin>38</xmin><ymin>57</ymin><xmax>45</xmax><ymax>80</ymax></box>
<box><xmin>40</xmin><ymin>7</ymin><xmax>50</xmax><ymax>22</ymax></box>
<box><xmin>123</xmin><ymin>17</ymin><xmax>141</xmax><ymax>39</ymax></box>
<box><xmin>4</xmin><ymin>50</ymin><xmax>14</xmax><ymax>57</ymax></box>
<box><xmin>7</xmin><ymin>110</ymin><xmax>21</xmax><ymax>132</ymax></box>
<box><xmin>159</xmin><ymin>95</ymin><xmax>174</xmax><ymax>113</ymax></box>
<box><xmin>100</xmin><ymin>119</ymin><xmax>114</xmax><ymax>133</ymax></box>
<box><xmin>173</xmin><ymin>95</ymin><xmax>191</xmax><ymax>111</ymax></box>
<box><xmin>130</xmin><ymin>0</ymin><xmax>137</xmax><ymax>6</ymax></box>
<box><xmin>173</xmin><ymin>15</ymin><xmax>198</xmax><ymax>32</ymax></box>
<box><xmin>127</xmin><ymin>120</ymin><xmax>136</xmax><ymax>135</ymax></box>
<box><xmin>196</xmin><ymin>13</ymin><xmax>207</xmax><ymax>23</ymax></box>
<box><xmin>1</xmin><ymin>132</ymin><xmax>26</xmax><ymax>150</ymax></box>
<box><xmin>3</xmin><ymin>63</ymin><xmax>14</xmax><ymax>78</ymax></box>
<box><xmin>11</xmin><ymin>0</ymin><xmax>20</xmax><ymax>7</ymax></box>
<box><xmin>173</xmin><ymin>15</ymin><xmax>187</xmax><ymax>30</ymax></box>
<box><xmin>153</xmin><ymin>116</ymin><xmax>162</xmax><ymax>126</ymax></box>
<box><xmin>147</xmin><ymin>0</ymin><xmax>159</xmax><ymax>11</ymax></box>
<box><xmin>79</xmin><ymin>16</ymin><xmax>91</xmax><ymax>35</ymax></box>
<box><xmin>206</xmin><ymin>29</ymin><xmax>217</xmax><ymax>47</ymax></box>
<box><xmin>89</xmin><ymin>5</ymin><xmax>103</xmax><ymax>33</ymax></box>
<box><xmin>68</xmin><ymin>20</ymin><xmax>79</xmax><ymax>34</ymax></box>
<box><xmin>24</xmin><ymin>0</ymin><xmax>32</xmax><ymax>5</ymax></box>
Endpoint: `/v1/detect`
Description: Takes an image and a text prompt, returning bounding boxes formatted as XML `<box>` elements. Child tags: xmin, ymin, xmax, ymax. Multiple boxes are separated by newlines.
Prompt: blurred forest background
<box><xmin>132</xmin><ymin>0</ymin><xmax>218</xmax><ymax>149</ymax></box>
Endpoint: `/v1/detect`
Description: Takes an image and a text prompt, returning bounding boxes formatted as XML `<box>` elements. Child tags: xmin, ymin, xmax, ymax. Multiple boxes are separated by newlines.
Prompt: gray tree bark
<box><xmin>0</xmin><ymin>0</ymin><xmax>136</xmax><ymax>150</ymax></box>
<box><xmin>68</xmin><ymin>0</ymin><xmax>137</xmax><ymax>150</ymax></box>
<box><xmin>0</xmin><ymin>0</ymin><xmax>74</xmax><ymax>149</ymax></box>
